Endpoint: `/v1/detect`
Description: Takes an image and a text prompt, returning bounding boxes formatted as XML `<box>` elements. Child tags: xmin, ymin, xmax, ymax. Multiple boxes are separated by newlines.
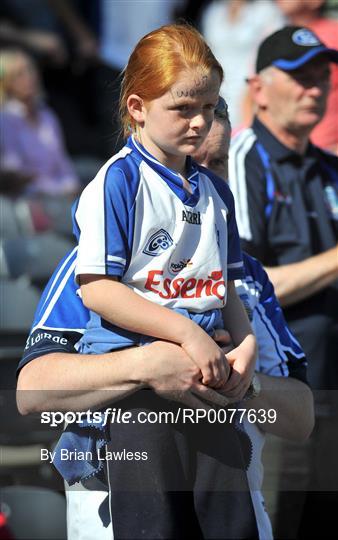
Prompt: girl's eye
<box><xmin>176</xmin><ymin>105</ymin><xmax>190</xmax><ymax>112</ymax></box>
<box><xmin>205</xmin><ymin>104</ymin><xmax>216</xmax><ymax>111</ymax></box>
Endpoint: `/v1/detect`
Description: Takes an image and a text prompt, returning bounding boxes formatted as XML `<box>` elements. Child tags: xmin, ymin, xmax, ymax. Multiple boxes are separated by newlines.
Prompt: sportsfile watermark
<box><xmin>5</xmin><ymin>389</ymin><xmax>338</xmax><ymax>491</ymax></box>
<box><xmin>40</xmin><ymin>407</ymin><xmax>277</xmax><ymax>427</ymax></box>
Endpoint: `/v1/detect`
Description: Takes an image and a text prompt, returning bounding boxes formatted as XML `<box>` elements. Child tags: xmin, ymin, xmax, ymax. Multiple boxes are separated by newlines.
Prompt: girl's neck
<box><xmin>135</xmin><ymin>133</ymin><xmax>187</xmax><ymax>176</ymax></box>
<box><xmin>133</xmin><ymin>134</ymin><xmax>192</xmax><ymax>193</ymax></box>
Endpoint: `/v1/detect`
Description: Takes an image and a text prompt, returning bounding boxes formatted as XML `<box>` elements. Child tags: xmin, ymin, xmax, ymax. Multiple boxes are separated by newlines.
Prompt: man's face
<box><xmin>192</xmin><ymin>119</ymin><xmax>231</xmax><ymax>180</ymax></box>
<box><xmin>258</xmin><ymin>57</ymin><xmax>330</xmax><ymax>135</ymax></box>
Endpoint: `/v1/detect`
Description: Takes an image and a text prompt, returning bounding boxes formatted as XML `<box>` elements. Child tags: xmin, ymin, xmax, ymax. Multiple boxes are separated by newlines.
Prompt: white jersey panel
<box><xmin>123</xmin><ymin>162</ymin><xmax>229</xmax><ymax>312</ymax></box>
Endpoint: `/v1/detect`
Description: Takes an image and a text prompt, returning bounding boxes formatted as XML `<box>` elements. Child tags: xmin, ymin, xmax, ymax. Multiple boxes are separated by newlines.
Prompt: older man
<box><xmin>276</xmin><ymin>0</ymin><xmax>338</xmax><ymax>153</ymax></box>
<box><xmin>229</xmin><ymin>25</ymin><xmax>338</xmax><ymax>538</ymax></box>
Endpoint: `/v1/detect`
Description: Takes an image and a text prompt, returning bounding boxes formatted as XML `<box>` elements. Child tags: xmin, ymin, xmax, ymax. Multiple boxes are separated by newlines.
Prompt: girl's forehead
<box><xmin>169</xmin><ymin>68</ymin><xmax>221</xmax><ymax>100</ymax></box>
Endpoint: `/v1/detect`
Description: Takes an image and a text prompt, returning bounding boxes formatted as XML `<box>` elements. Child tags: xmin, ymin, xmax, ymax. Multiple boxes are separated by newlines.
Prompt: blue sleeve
<box><xmin>17</xmin><ymin>248</ymin><xmax>89</xmax><ymax>375</ymax></box>
<box><xmin>243</xmin><ymin>254</ymin><xmax>308</xmax><ymax>383</ymax></box>
<box><xmin>204</xmin><ymin>168</ymin><xmax>244</xmax><ymax>281</ymax></box>
<box><xmin>226</xmin><ymin>187</ymin><xmax>245</xmax><ymax>281</ymax></box>
<box><xmin>72</xmin><ymin>155</ymin><xmax>140</xmax><ymax>279</ymax></box>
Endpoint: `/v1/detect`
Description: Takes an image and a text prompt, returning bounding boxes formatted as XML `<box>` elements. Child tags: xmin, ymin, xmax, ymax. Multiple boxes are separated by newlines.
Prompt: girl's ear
<box><xmin>127</xmin><ymin>94</ymin><xmax>146</xmax><ymax>126</ymax></box>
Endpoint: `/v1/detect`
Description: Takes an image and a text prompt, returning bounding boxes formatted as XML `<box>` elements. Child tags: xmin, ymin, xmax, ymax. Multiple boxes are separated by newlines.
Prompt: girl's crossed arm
<box><xmin>221</xmin><ymin>281</ymin><xmax>257</xmax><ymax>398</ymax></box>
<box><xmin>80</xmin><ymin>274</ymin><xmax>230</xmax><ymax>388</ymax></box>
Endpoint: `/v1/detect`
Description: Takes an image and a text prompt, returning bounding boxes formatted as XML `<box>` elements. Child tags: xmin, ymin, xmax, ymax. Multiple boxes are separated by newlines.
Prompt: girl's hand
<box><xmin>182</xmin><ymin>327</ymin><xmax>230</xmax><ymax>388</ymax></box>
<box><xmin>218</xmin><ymin>334</ymin><xmax>257</xmax><ymax>401</ymax></box>
<box><xmin>144</xmin><ymin>341</ymin><xmax>230</xmax><ymax>408</ymax></box>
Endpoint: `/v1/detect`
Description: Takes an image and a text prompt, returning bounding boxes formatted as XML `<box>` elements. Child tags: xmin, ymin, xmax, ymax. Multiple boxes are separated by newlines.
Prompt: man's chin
<box><xmin>300</xmin><ymin>109</ymin><xmax>325</xmax><ymax>127</ymax></box>
<box><xmin>290</xmin><ymin>114</ymin><xmax>324</xmax><ymax>135</ymax></box>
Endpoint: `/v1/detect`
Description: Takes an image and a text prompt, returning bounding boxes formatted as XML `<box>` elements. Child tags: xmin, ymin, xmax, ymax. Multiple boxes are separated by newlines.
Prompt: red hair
<box><xmin>119</xmin><ymin>24</ymin><xmax>223</xmax><ymax>136</ymax></box>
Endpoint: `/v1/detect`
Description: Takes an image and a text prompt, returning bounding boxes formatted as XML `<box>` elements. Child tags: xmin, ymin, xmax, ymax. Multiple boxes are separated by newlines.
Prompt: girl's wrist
<box><xmin>233</xmin><ymin>333</ymin><xmax>257</xmax><ymax>355</ymax></box>
<box><xmin>179</xmin><ymin>319</ymin><xmax>201</xmax><ymax>346</ymax></box>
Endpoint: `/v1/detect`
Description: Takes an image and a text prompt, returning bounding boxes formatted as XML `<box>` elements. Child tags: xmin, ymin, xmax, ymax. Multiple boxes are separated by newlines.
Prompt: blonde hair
<box><xmin>0</xmin><ymin>48</ymin><xmax>39</xmax><ymax>104</ymax></box>
<box><xmin>119</xmin><ymin>24</ymin><xmax>223</xmax><ymax>137</ymax></box>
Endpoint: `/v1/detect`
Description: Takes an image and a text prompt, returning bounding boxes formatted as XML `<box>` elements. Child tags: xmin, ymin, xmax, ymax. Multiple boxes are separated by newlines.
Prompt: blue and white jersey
<box><xmin>21</xmin><ymin>247</ymin><xmax>86</xmax><ymax>367</ymax></box>
<box><xmin>72</xmin><ymin>136</ymin><xmax>244</xmax><ymax>353</ymax></box>
<box><xmin>19</xmin><ymin>250</ymin><xmax>306</xmax><ymax>381</ymax></box>
<box><xmin>73</xmin><ymin>135</ymin><xmax>243</xmax><ymax>308</ymax></box>
<box><xmin>239</xmin><ymin>253</ymin><xmax>306</xmax><ymax>380</ymax></box>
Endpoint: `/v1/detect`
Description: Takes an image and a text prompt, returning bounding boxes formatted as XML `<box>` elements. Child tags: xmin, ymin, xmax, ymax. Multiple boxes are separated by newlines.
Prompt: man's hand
<box><xmin>143</xmin><ymin>341</ymin><xmax>230</xmax><ymax>409</ymax></box>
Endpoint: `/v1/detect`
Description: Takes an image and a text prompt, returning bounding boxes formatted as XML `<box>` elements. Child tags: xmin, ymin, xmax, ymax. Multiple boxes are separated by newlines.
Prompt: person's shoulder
<box><xmin>197</xmin><ymin>163</ymin><xmax>228</xmax><ymax>187</ymax></box>
<box><xmin>242</xmin><ymin>252</ymin><xmax>271</xmax><ymax>291</ymax></box>
<box><xmin>314</xmin><ymin>145</ymin><xmax>338</xmax><ymax>166</ymax></box>
<box><xmin>312</xmin><ymin>145</ymin><xmax>338</xmax><ymax>184</ymax></box>
<box><xmin>105</xmin><ymin>143</ymin><xmax>140</xmax><ymax>177</ymax></box>
<box><xmin>229</xmin><ymin>126</ymin><xmax>265</xmax><ymax>191</ymax></box>
<box><xmin>229</xmin><ymin>126</ymin><xmax>261</xmax><ymax>166</ymax></box>
<box><xmin>230</xmin><ymin>126</ymin><xmax>257</xmax><ymax>149</ymax></box>
<box><xmin>197</xmin><ymin>163</ymin><xmax>234</xmax><ymax>205</ymax></box>
<box><xmin>79</xmin><ymin>144</ymin><xmax>142</xmax><ymax>201</ymax></box>
<box><xmin>0</xmin><ymin>104</ymin><xmax>22</xmax><ymax>126</ymax></box>
<box><xmin>242</xmin><ymin>252</ymin><xmax>265</xmax><ymax>279</ymax></box>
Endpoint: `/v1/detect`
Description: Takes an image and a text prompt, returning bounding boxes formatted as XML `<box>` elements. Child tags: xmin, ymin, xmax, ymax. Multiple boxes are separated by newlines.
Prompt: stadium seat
<box><xmin>0</xmin><ymin>486</ymin><xmax>67</xmax><ymax>539</ymax></box>
<box><xmin>0</xmin><ymin>233</ymin><xmax>74</xmax><ymax>285</ymax></box>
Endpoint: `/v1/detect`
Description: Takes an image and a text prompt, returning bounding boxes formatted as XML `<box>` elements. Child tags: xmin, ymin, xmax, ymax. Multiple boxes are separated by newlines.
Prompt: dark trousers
<box><xmin>274</xmin><ymin>313</ymin><xmax>338</xmax><ymax>539</ymax></box>
<box><xmin>105</xmin><ymin>390</ymin><xmax>258</xmax><ymax>540</ymax></box>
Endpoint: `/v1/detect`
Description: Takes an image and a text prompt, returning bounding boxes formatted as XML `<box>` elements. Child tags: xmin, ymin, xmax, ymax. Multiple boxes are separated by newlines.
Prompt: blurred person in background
<box><xmin>0</xmin><ymin>48</ymin><xmax>80</xmax><ymax>197</ymax></box>
<box><xmin>229</xmin><ymin>26</ymin><xmax>338</xmax><ymax>538</ymax></box>
<box><xmin>276</xmin><ymin>0</ymin><xmax>338</xmax><ymax>153</ymax></box>
<box><xmin>0</xmin><ymin>0</ymin><xmax>188</xmax><ymax>162</ymax></box>
<box><xmin>201</xmin><ymin>0</ymin><xmax>284</xmax><ymax>131</ymax></box>
<box><xmin>0</xmin><ymin>0</ymin><xmax>117</xmax><ymax>161</ymax></box>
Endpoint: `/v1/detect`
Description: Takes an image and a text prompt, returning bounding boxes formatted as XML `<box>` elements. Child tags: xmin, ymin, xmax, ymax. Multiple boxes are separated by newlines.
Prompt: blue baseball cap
<box><xmin>256</xmin><ymin>26</ymin><xmax>338</xmax><ymax>73</ymax></box>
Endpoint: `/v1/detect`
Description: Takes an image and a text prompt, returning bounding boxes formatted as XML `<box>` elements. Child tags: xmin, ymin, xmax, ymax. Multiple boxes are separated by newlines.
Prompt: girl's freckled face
<box><xmin>139</xmin><ymin>68</ymin><xmax>221</xmax><ymax>170</ymax></box>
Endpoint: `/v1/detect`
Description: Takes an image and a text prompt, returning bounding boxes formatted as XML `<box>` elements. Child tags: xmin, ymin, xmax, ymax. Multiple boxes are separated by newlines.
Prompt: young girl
<box><xmin>53</xmin><ymin>25</ymin><xmax>259</xmax><ymax>537</ymax></box>
<box><xmin>73</xmin><ymin>24</ymin><xmax>257</xmax><ymax>393</ymax></box>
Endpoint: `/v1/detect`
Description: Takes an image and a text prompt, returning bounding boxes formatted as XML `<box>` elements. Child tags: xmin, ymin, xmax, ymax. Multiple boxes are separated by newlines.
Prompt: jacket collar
<box><xmin>252</xmin><ymin>117</ymin><xmax>317</xmax><ymax>166</ymax></box>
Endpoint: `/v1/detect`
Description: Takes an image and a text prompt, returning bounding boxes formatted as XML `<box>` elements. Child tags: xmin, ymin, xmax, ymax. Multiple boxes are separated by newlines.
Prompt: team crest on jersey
<box><xmin>143</xmin><ymin>229</ymin><xmax>174</xmax><ymax>257</ymax></box>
